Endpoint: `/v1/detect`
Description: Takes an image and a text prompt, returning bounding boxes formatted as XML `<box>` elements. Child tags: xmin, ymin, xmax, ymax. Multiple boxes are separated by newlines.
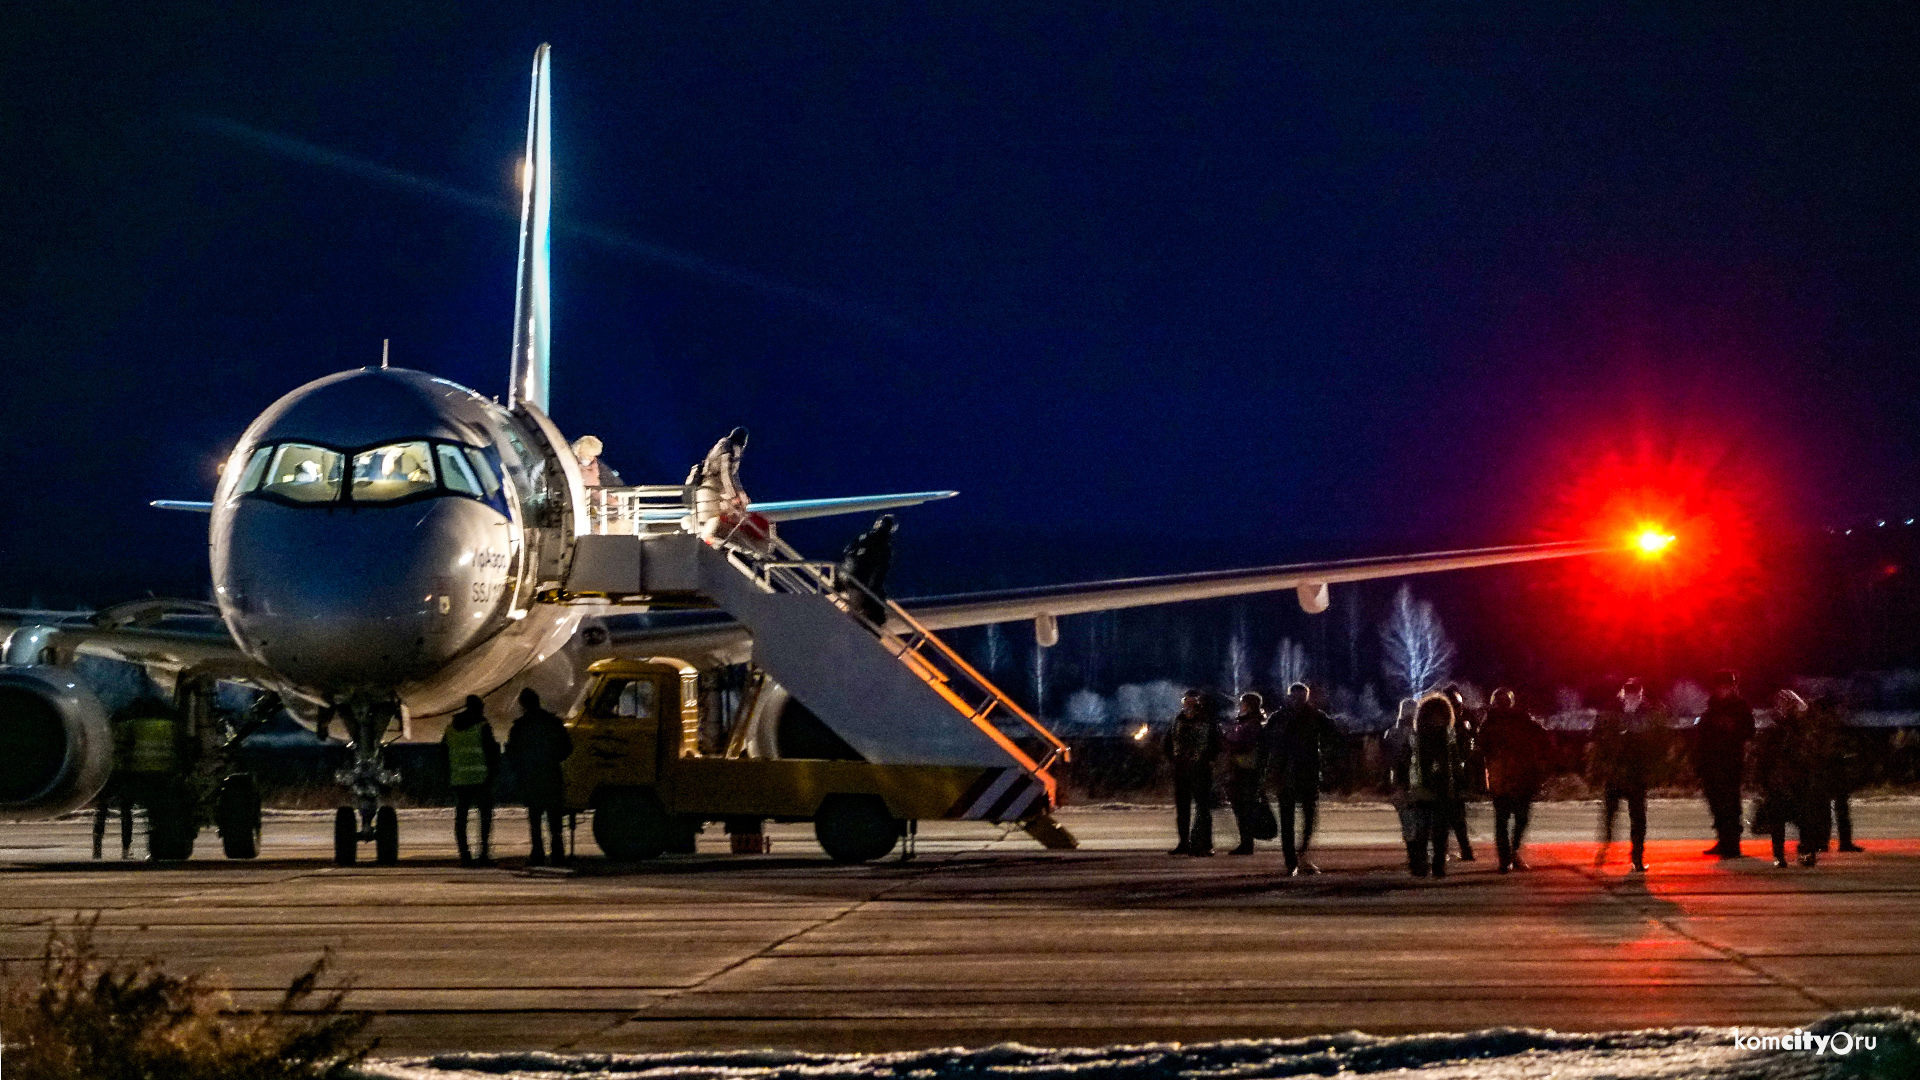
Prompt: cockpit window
<box><xmin>235</xmin><ymin>446</ymin><xmax>272</xmax><ymax>494</ymax></box>
<box><xmin>260</xmin><ymin>444</ymin><xmax>344</xmax><ymax>503</ymax></box>
<box><xmin>436</xmin><ymin>444</ymin><xmax>484</xmax><ymax>497</ymax></box>
<box><xmin>351</xmin><ymin>441</ymin><xmax>437</xmax><ymax>502</ymax></box>
<box><xmin>241</xmin><ymin>438</ymin><xmax>508</xmax><ymax>509</ymax></box>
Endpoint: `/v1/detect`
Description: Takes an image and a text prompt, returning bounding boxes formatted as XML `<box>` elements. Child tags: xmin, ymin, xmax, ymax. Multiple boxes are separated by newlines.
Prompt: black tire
<box><xmin>374</xmin><ymin>806</ymin><xmax>399</xmax><ymax>865</ymax></box>
<box><xmin>814</xmin><ymin>795</ymin><xmax>900</xmax><ymax>864</ymax></box>
<box><xmin>216</xmin><ymin>774</ymin><xmax>262</xmax><ymax>860</ymax></box>
<box><xmin>333</xmin><ymin>807</ymin><xmax>358</xmax><ymax>866</ymax></box>
<box><xmin>667</xmin><ymin>815</ymin><xmax>701</xmax><ymax>855</ymax></box>
<box><xmin>145</xmin><ymin>783</ymin><xmax>198</xmax><ymax>861</ymax></box>
<box><xmin>592</xmin><ymin>788</ymin><xmax>669</xmax><ymax>861</ymax></box>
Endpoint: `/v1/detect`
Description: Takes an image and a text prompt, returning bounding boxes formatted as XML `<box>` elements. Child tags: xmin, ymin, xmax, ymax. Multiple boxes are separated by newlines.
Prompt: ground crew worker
<box><xmin>839</xmin><ymin>514</ymin><xmax>897</xmax><ymax>624</ymax></box>
<box><xmin>1398</xmin><ymin>694</ymin><xmax>1460</xmax><ymax>877</ymax></box>
<box><xmin>1480</xmin><ymin>687</ymin><xmax>1550</xmax><ymax>872</ymax></box>
<box><xmin>1593</xmin><ymin>677</ymin><xmax>1660</xmax><ymax>872</ymax></box>
<box><xmin>443</xmin><ymin>695</ymin><xmax>501</xmax><ymax>867</ymax></box>
<box><xmin>1266</xmin><ymin>682</ymin><xmax>1338</xmax><ymax>875</ymax></box>
<box><xmin>1695</xmin><ymin>670</ymin><xmax>1755</xmax><ymax>858</ymax></box>
<box><xmin>1163</xmin><ymin>689</ymin><xmax>1220</xmax><ymax>856</ymax></box>
<box><xmin>687</xmin><ymin>427</ymin><xmax>749</xmax><ymax>538</ymax></box>
<box><xmin>121</xmin><ymin>699</ymin><xmax>181</xmax><ymax>860</ymax></box>
<box><xmin>506</xmin><ymin>688</ymin><xmax>573</xmax><ymax>867</ymax></box>
<box><xmin>1222</xmin><ymin>692</ymin><xmax>1267</xmax><ymax>855</ymax></box>
<box><xmin>1754</xmin><ymin>689</ymin><xmax>1826</xmax><ymax>868</ymax></box>
<box><xmin>92</xmin><ymin>705</ymin><xmax>148</xmax><ymax>859</ymax></box>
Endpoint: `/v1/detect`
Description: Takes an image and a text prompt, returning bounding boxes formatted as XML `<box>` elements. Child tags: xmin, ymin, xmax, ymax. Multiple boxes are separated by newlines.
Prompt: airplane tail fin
<box><xmin>508</xmin><ymin>44</ymin><xmax>553</xmax><ymax>413</ymax></box>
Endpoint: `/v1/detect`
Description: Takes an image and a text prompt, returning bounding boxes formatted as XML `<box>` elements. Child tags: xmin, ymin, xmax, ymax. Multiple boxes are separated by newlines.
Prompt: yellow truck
<box><xmin>561</xmin><ymin>657</ymin><xmax>1071</xmax><ymax>862</ymax></box>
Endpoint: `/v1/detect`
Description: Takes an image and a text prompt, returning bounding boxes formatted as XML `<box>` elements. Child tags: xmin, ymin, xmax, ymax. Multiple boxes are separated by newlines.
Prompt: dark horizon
<box><xmin>8</xmin><ymin>4</ymin><xmax>1920</xmax><ymax>696</ymax></box>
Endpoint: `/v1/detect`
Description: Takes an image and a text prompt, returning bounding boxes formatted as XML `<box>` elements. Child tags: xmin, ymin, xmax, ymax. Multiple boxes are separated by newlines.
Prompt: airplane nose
<box><xmin>217</xmin><ymin>499</ymin><xmax>512</xmax><ymax>691</ymax></box>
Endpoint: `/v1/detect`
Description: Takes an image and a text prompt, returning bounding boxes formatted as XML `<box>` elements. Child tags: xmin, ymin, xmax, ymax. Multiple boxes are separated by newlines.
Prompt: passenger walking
<box><xmin>1815</xmin><ymin>699</ymin><xmax>1866</xmax><ymax>852</ymax></box>
<box><xmin>506</xmin><ymin>688</ymin><xmax>574</xmax><ymax>866</ymax></box>
<box><xmin>839</xmin><ymin>514</ymin><xmax>897</xmax><ymax>624</ymax></box>
<box><xmin>1480</xmin><ymin>688</ymin><xmax>1549</xmax><ymax>872</ymax></box>
<box><xmin>443</xmin><ymin>695</ymin><xmax>501</xmax><ymax>867</ymax></box>
<box><xmin>1163</xmin><ymin>689</ymin><xmax>1221</xmax><ymax>856</ymax></box>
<box><xmin>1695</xmin><ymin>670</ymin><xmax>1755</xmax><ymax>858</ymax></box>
<box><xmin>1443</xmin><ymin>685</ymin><xmax>1478</xmax><ymax>862</ymax></box>
<box><xmin>1223</xmin><ymin>692</ymin><xmax>1269</xmax><ymax>855</ymax></box>
<box><xmin>1593</xmin><ymin>677</ymin><xmax>1660</xmax><ymax>872</ymax></box>
<box><xmin>1266</xmin><ymin>683</ymin><xmax>1338</xmax><ymax>875</ymax></box>
<box><xmin>1383</xmin><ymin>699</ymin><xmax>1418</xmax><ymax>849</ymax></box>
<box><xmin>1397</xmin><ymin>695</ymin><xmax>1460</xmax><ymax>877</ymax></box>
<box><xmin>1754</xmin><ymin>690</ymin><xmax>1827</xmax><ymax>868</ymax></box>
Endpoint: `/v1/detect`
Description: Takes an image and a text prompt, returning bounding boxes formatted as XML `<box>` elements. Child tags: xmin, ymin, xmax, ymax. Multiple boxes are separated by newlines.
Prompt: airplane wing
<box><xmin>151</xmin><ymin>500</ymin><xmax>214</xmax><ymax>512</ymax></box>
<box><xmin>1</xmin><ymin>600</ymin><xmax>268</xmax><ymax>680</ymax></box>
<box><xmin>897</xmin><ymin>539</ymin><xmax>1617</xmax><ymax>631</ymax></box>
<box><xmin>746</xmin><ymin>491</ymin><xmax>958</xmax><ymax>522</ymax></box>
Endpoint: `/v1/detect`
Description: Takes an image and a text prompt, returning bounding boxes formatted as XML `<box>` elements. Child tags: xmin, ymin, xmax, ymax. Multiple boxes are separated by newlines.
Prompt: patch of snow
<box><xmin>354</xmin><ymin>1008</ymin><xmax>1918</xmax><ymax>1080</ymax></box>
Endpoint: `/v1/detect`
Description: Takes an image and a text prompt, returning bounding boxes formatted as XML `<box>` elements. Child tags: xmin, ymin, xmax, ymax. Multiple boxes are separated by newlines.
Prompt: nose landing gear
<box><xmin>331</xmin><ymin>695</ymin><xmax>403</xmax><ymax>866</ymax></box>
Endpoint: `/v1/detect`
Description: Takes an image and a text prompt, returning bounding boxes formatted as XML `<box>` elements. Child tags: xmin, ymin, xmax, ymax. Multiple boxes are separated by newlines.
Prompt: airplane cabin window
<box><xmin>351</xmin><ymin>441</ymin><xmax>437</xmax><ymax>502</ymax></box>
<box><xmin>437</xmin><ymin>444</ymin><xmax>484</xmax><ymax>497</ymax></box>
<box><xmin>260</xmin><ymin>444</ymin><xmax>344</xmax><ymax>503</ymax></box>
<box><xmin>236</xmin><ymin>447</ymin><xmax>272</xmax><ymax>494</ymax></box>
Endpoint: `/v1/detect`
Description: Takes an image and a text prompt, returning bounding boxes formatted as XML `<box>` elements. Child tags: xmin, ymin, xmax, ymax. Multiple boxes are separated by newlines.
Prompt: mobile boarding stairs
<box><xmin>564</xmin><ymin>486</ymin><xmax>1076</xmax><ymax>845</ymax></box>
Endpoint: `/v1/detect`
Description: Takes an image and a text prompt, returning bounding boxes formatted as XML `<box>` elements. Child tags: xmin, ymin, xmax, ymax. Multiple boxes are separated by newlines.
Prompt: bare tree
<box><xmin>1223</xmin><ymin>620</ymin><xmax>1252</xmax><ymax>696</ymax></box>
<box><xmin>1271</xmin><ymin>637</ymin><xmax>1309</xmax><ymax>689</ymax></box>
<box><xmin>1380</xmin><ymin>583</ymin><xmax>1456</xmax><ymax>698</ymax></box>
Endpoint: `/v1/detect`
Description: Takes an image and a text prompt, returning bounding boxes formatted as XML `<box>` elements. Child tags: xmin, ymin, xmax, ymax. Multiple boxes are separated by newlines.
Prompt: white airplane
<box><xmin>0</xmin><ymin>46</ymin><xmax>1626</xmax><ymax>860</ymax></box>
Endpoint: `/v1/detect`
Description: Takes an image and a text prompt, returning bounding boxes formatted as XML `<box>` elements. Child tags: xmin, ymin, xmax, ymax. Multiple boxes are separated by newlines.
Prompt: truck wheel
<box><xmin>374</xmin><ymin>806</ymin><xmax>399</xmax><ymax>865</ymax></box>
<box><xmin>145</xmin><ymin>783</ymin><xmax>198</xmax><ymax>861</ymax></box>
<box><xmin>593</xmin><ymin>788</ymin><xmax>669</xmax><ymax>861</ymax></box>
<box><xmin>217</xmin><ymin>774</ymin><xmax>262</xmax><ymax>859</ymax></box>
<box><xmin>333</xmin><ymin>807</ymin><xmax>358</xmax><ymax>866</ymax></box>
<box><xmin>814</xmin><ymin>795</ymin><xmax>900</xmax><ymax>864</ymax></box>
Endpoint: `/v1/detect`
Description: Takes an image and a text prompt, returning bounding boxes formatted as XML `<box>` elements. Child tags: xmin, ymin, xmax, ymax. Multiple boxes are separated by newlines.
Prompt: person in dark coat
<box><xmin>1592</xmin><ymin>678</ymin><xmax>1661</xmax><ymax>872</ymax></box>
<box><xmin>1222</xmin><ymin>692</ymin><xmax>1268</xmax><ymax>855</ymax></box>
<box><xmin>1397</xmin><ymin>694</ymin><xmax>1460</xmax><ymax>877</ymax></box>
<box><xmin>1162</xmin><ymin>689</ymin><xmax>1221</xmax><ymax>856</ymax></box>
<box><xmin>1753</xmin><ymin>690</ymin><xmax>1827</xmax><ymax>867</ymax></box>
<box><xmin>1479</xmin><ymin>687</ymin><xmax>1550</xmax><ymax>872</ymax></box>
<box><xmin>1265</xmin><ymin>682</ymin><xmax>1339</xmax><ymax>875</ymax></box>
<box><xmin>1383</xmin><ymin>698</ymin><xmax>1418</xmax><ymax>848</ymax></box>
<box><xmin>442</xmin><ymin>695</ymin><xmax>502</xmax><ymax>867</ymax></box>
<box><xmin>1695</xmin><ymin>669</ymin><xmax>1755</xmax><ymax>858</ymax></box>
<box><xmin>506</xmin><ymin>688</ymin><xmax>574</xmax><ymax>866</ymax></box>
<box><xmin>1443</xmin><ymin>685</ymin><xmax>1479</xmax><ymax>862</ymax></box>
<box><xmin>1813</xmin><ymin>698</ymin><xmax>1866</xmax><ymax>852</ymax></box>
<box><xmin>839</xmin><ymin>514</ymin><xmax>897</xmax><ymax>623</ymax></box>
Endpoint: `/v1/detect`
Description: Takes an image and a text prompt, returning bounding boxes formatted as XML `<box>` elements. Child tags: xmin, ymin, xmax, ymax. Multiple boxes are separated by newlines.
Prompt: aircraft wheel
<box><xmin>145</xmin><ymin>782</ymin><xmax>198</xmax><ymax>861</ymax></box>
<box><xmin>333</xmin><ymin>807</ymin><xmax>358</xmax><ymax>866</ymax></box>
<box><xmin>592</xmin><ymin>788</ymin><xmax>668</xmax><ymax>862</ymax></box>
<box><xmin>374</xmin><ymin>806</ymin><xmax>399</xmax><ymax>865</ymax></box>
<box><xmin>216</xmin><ymin>774</ymin><xmax>262</xmax><ymax>860</ymax></box>
<box><xmin>814</xmin><ymin>795</ymin><xmax>901</xmax><ymax>864</ymax></box>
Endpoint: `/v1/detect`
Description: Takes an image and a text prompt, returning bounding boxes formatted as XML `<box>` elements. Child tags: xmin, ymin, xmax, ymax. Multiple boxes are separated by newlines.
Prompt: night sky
<box><xmin>7</xmin><ymin>5</ymin><xmax>1920</xmax><ymax>692</ymax></box>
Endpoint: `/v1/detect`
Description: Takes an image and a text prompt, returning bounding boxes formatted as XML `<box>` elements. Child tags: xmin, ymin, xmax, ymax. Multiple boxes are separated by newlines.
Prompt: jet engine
<box><xmin>0</xmin><ymin>651</ymin><xmax>113</xmax><ymax>818</ymax></box>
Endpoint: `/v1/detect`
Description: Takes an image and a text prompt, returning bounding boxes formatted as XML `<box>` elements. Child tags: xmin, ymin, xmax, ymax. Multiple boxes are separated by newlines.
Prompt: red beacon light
<box><xmin>1633</xmin><ymin>527</ymin><xmax>1676</xmax><ymax>558</ymax></box>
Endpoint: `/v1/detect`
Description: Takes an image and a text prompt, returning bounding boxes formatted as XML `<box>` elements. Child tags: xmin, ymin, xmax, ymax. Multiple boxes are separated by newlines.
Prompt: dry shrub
<box><xmin>0</xmin><ymin>914</ymin><xmax>375</xmax><ymax>1080</ymax></box>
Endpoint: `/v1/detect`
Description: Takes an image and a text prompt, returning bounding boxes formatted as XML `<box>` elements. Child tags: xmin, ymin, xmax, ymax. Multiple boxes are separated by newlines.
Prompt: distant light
<box><xmin>1132</xmin><ymin>723</ymin><xmax>1150</xmax><ymax>742</ymax></box>
<box><xmin>1878</xmin><ymin>520</ymin><xmax>1888</xmax><ymax>528</ymax></box>
<box><xmin>1633</xmin><ymin>528</ymin><xmax>1676</xmax><ymax>557</ymax></box>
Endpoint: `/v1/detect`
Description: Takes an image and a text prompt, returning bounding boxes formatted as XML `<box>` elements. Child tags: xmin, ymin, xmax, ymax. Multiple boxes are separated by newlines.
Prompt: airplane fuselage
<box><xmin>210</xmin><ymin>367</ymin><xmax>582</xmax><ymax>717</ymax></box>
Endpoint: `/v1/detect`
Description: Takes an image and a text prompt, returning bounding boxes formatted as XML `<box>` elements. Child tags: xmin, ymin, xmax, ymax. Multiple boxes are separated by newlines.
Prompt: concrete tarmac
<box><xmin>3</xmin><ymin>799</ymin><xmax>1917</xmax><ymax>1053</ymax></box>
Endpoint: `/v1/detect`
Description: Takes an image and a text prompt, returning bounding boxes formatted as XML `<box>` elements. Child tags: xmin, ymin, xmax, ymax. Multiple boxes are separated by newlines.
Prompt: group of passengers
<box><xmin>1161</xmin><ymin>670</ymin><xmax>1866</xmax><ymax>877</ymax></box>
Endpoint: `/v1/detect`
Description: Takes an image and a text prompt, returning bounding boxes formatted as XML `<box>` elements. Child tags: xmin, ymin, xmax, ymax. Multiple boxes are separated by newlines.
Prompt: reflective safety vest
<box><xmin>126</xmin><ymin>716</ymin><xmax>177</xmax><ymax>774</ymax></box>
<box><xmin>445</xmin><ymin>723</ymin><xmax>490</xmax><ymax>787</ymax></box>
